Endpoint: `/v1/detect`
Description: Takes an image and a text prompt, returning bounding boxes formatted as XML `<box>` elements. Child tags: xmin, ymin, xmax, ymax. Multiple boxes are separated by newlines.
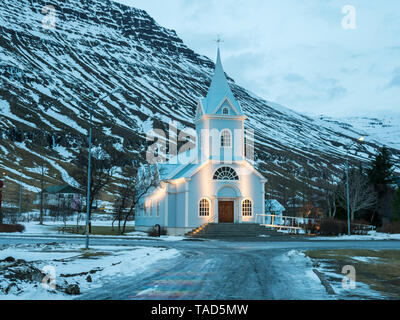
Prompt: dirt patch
<box><xmin>305</xmin><ymin>249</ymin><xmax>400</xmax><ymax>299</ymax></box>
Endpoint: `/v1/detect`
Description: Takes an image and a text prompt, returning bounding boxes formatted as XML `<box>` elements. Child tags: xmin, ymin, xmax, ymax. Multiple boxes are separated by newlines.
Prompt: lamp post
<box><xmin>0</xmin><ymin>172</ymin><xmax>4</xmax><ymax>224</ymax></box>
<box><xmin>345</xmin><ymin>136</ymin><xmax>364</xmax><ymax>236</ymax></box>
<box><xmin>18</xmin><ymin>169</ymin><xmax>22</xmax><ymax>221</ymax></box>
<box><xmin>84</xmin><ymin>87</ymin><xmax>122</xmax><ymax>250</ymax></box>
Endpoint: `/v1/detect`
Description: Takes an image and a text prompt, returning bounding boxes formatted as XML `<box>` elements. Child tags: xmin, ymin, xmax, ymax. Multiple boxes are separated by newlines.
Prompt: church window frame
<box><xmin>199</xmin><ymin>198</ymin><xmax>211</xmax><ymax>217</ymax></box>
<box><xmin>144</xmin><ymin>201</ymin><xmax>148</xmax><ymax>217</ymax></box>
<box><xmin>242</xmin><ymin>198</ymin><xmax>253</xmax><ymax>217</ymax></box>
<box><xmin>213</xmin><ymin>166</ymin><xmax>239</xmax><ymax>181</ymax></box>
<box><xmin>220</xmin><ymin>129</ymin><xmax>232</xmax><ymax>148</ymax></box>
<box><xmin>149</xmin><ymin>200</ymin><xmax>153</xmax><ymax>217</ymax></box>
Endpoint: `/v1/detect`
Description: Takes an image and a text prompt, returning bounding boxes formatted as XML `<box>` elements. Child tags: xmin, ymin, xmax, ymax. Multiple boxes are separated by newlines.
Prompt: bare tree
<box><xmin>336</xmin><ymin>168</ymin><xmax>377</xmax><ymax>220</ymax></box>
<box><xmin>318</xmin><ymin>167</ymin><xmax>337</xmax><ymax>218</ymax></box>
<box><xmin>112</xmin><ymin>184</ymin><xmax>130</xmax><ymax>234</ymax></box>
<box><xmin>70</xmin><ymin>144</ymin><xmax>123</xmax><ymax>233</ymax></box>
<box><xmin>115</xmin><ymin>164</ymin><xmax>161</xmax><ymax>234</ymax></box>
<box><xmin>33</xmin><ymin>159</ymin><xmax>49</xmax><ymax>225</ymax></box>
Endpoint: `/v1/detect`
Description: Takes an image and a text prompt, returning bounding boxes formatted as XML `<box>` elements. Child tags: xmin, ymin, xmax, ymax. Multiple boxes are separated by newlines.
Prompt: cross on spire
<box><xmin>214</xmin><ymin>35</ymin><xmax>224</xmax><ymax>48</ymax></box>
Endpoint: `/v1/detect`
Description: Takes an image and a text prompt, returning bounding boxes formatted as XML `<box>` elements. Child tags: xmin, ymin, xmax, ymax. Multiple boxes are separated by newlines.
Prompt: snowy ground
<box><xmin>271</xmin><ymin>250</ymin><xmax>333</xmax><ymax>299</ymax></box>
<box><xmin>275</xmin><ymin>250</ymin><xmax>390</xmax><ymax>299</ymax></box>
<box><xmin>0</xmin><ymin>221</ymin><xmax>185</xmax><ymax>241</ymax></box>
<box><xmin>304</xmin><ymin>249</ymin><xmax>399</xmax><ymax>299</ymax></box>
<box><xmin>0</xmin><ymin>242</ymin><xmax>180</xmax><ymax>300</ymax></box>
<box><xmin>310</xmin><ymin>231</ymin><xmax>400</xmax><ymax>241</ymax></box>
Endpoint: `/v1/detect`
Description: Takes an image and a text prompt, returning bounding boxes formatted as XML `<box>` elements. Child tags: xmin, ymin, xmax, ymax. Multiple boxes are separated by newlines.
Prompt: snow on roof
<box><xmin>202</xmin><ymin>48</ymin><xmax>243</xmax><ymax>115</ymax></box>
<box><xmin>43</xmin><ymin>185</ymin><xmax>81</xmax><ymax>194</ymax></box>
<box><xmin>265</xmin><ymin>199</ymin><xmax>286</xmax><ymax>212</ymax></box>
<box><xmin>157</xmin><ymin>147</ymin><xmax>199</xmax><ymax>180</ymax></box>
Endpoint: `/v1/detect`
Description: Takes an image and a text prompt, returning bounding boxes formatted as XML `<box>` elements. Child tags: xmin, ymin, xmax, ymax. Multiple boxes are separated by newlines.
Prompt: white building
<box><xmin>135</xmin><ymin>49</ymin><xmax>267</xmax><ymax>235</ymax></box>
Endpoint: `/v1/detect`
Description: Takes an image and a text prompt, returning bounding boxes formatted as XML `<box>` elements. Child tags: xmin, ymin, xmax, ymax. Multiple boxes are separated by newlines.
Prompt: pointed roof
<box><xmin>201</xmin><ymin>48</ymin><xmax>243</xmax><ymax>115</ymax></box>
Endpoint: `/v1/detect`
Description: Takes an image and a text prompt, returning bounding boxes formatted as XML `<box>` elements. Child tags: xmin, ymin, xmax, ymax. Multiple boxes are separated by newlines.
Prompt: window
<box><xmin>200</xmin><ymin>132</ymin><xmax>206</xmax><ymax>150</ymax></box>
<box><xmin>156</xmin><ymin>201</ymin><xmax>160</xmax><ymax>217</ymax></box>
<box><xmin>144</xmin><ymin>201</ymin><xmax>150</xmax><ymax>217</ymax></box>
<box><xmin>220</xmin><ymin>129</ymin><xmax>231</xmax><ymax>148</ymax></box>
<box><xmin>213</xmin><ymin>167</ymin><xmax>239</xmax><ymax>180</ymax></box>
<box><xmin>242</xmin><ymin>199</ymin><xmax>252</xmax><ymax>217</ymax></box>
<box><xmin>149</xmin><ymin>201</ymin><xmax>152</xmax><ymax>217</ymax></box>
<box><xmin>222</xmin><ymin>107</ymin><xmax>229</xmax><ymax>115</ymax></box>
<box><xmin>199</xmin><ymin>198</ymin><xmax>210</xmax><ymax>217</ymax></box>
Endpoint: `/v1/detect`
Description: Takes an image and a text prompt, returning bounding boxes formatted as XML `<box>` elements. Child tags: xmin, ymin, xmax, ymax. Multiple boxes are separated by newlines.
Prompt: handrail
<box><xmin>207</xmin><ymin>213</ymin><xmax>216</xmax><ymax>224</ymax></box>
<box><xmin>256</xmin><ymin>214</ymin><xmax>375</xmax><ymax>233</ymax></box>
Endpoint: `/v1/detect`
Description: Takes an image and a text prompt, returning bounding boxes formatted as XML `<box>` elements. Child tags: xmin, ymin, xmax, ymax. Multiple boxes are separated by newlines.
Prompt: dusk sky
<box><xmin>116</xmin><ymin>0</ymin><xmax>400</xmax><ymax>118</ymax></box>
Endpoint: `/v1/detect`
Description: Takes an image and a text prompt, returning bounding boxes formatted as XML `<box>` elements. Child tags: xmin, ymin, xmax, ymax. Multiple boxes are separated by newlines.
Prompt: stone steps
<box><xmin>186</xmin><ymin>223</ymin><xmax>284</xmax><ymax>239</ymax></box>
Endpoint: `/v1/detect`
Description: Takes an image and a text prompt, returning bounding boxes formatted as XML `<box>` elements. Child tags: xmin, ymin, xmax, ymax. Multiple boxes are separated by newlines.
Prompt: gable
<box><xmin>195</xmin><ymin>100</ymin><xmax>204</xmax><ymax>119</ymax></box>
<box><xmin>215</xmin><ymin>99</ymin><xmax>238</xmax><ymax>116</ymax></box>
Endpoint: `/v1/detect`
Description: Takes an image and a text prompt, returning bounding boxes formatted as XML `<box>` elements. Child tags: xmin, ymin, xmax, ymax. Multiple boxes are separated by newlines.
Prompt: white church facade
<box><xmin>135</xmin><ymin>49</ymin><xmax>267</xmax><ymax>235</ymax></box>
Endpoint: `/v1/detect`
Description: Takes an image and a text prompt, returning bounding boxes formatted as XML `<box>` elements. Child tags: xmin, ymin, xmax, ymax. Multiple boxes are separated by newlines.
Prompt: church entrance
<box><xmin>218</xmin><ymin>201</ymin><xmax>234</xmax><ymax>223</ymax></box>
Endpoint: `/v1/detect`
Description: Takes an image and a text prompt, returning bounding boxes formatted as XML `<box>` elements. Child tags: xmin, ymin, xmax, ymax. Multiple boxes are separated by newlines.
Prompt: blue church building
<box><xmin>135</xmin><ymin>49</ymin><xmax>267</xmax><ymax>235</ymax></box>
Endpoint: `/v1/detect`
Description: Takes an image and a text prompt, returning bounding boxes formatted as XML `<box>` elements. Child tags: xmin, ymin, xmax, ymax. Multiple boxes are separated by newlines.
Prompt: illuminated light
<box><xmin>358</xmin><ymin>136</ymin><xmax>365</xmax><ymax>142</ymax></box>
<box><xmin>170</xmin><ymin>178</ymin><xmax>186</xmax><ymax>185</ymax></box>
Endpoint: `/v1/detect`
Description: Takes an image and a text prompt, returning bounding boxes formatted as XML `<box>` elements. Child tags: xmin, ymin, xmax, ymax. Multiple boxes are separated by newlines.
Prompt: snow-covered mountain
<box><xmin>0</xmin><ymin>0</ymin><xmax>398</xmax><ymax>200</ymax></box>
<box><xmin>318</xmin><ymin>115</ymin><xmax>400</xmax><ymax>150</ymax></box>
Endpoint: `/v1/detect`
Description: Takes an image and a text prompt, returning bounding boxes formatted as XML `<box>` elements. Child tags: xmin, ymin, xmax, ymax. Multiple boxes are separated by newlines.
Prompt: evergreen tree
<box><xmin>367</xmin><ymin>147</ymin><xmax>394</xmax><ymax>187</ymax></box>
<box><xmin>367</xmin><ymin>147</ymin><xmax>395</xmax><ymax>225</ymax></box>
<box><xmin>393</xmin><ymin>187</ymin><xmax>400</xmax><ymax>222</ymax></box>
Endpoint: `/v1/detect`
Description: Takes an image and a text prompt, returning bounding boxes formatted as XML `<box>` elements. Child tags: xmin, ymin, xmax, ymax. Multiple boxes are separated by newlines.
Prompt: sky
<box><xmin>115</xmin><ymin>0</ymin><xmax>400</xmax><ymax>118</ymax></box>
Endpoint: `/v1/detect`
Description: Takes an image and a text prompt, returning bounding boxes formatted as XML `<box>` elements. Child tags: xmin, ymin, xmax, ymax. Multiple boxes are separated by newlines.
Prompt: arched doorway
<box><xmin>217</xmin><ymin>185</ymin><xmax>239</xmax><ymax>223</ymax></box>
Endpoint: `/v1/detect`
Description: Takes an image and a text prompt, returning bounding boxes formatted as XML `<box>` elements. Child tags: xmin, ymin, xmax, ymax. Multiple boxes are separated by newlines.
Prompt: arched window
<box><xmin>242</xmin><ymin>199</ymin><xmax>252</xmax><ymax>217</ymax></box>
<box><xmin>199</xmin><ymin>198</ymin><xmax>210</xmax><ymax>217</ymax></box>
<box><xmin>213</xmin><ymin>167</ymin><xmax>239</xmax><ymax>180</ymax></box>
<box><xmin>220</xmin><ymin>129</ymin><xmax>231</xmax><ymax>147</ymax></box>
<box><xmin>222</xmin><ymin>107</ymin><xmax>229</xmax><ymax>115</ymax></box>
<box><xmin>149</xmin><ymin>200</ymin><xmax>152</xmax><ymax>217</ymax></box>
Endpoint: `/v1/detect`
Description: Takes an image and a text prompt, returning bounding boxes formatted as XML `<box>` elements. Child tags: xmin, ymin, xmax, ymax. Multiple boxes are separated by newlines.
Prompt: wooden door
<box><xmin>218</xmin><ymin>201</ymin><xmax>234</xmax><ymax>223</ymax></box>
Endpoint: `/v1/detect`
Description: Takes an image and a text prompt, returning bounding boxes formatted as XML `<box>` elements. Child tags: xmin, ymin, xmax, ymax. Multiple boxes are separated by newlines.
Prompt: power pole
<box><xmin>0</xmin><ymin>179</ymin><xmax>3</xmax><ymax>224</ymax></box>
<box><xmin>18</xmin><ymin>182</ymin><xmax>22</xmax><ymax>219</ymax></box>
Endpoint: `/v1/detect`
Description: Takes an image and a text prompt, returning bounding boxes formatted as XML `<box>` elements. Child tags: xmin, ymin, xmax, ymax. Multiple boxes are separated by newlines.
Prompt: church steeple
<box><xmin>200</xmin><ymin>48</ymin><xmax>243</xmax><ymax>116</ymax></box>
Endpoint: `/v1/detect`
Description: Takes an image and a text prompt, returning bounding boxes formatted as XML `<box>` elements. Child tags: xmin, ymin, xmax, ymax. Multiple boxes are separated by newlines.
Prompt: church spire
<box><xmin>202</xmin><ymin>45</ymin><xmax>243</xmax><ymax>115</ymax></box>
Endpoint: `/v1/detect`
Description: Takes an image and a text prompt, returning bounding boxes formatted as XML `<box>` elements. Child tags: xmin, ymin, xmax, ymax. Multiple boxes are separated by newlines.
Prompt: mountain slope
<box><xmin>0</xmin><ymin>0</ymin><xmax>398</xmax><ymax>207</ymax></box>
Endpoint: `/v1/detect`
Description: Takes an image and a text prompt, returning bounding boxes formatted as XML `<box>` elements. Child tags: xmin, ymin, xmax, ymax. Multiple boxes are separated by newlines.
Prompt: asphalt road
<box><xmin>1</xmin><ymin>236</ymin><xmax>399</xmax><ymax>299</ymax></box>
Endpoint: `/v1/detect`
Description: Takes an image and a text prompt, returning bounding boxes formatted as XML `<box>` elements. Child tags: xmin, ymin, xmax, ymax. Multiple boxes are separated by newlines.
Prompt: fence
<box><xmin>256</xmin><ymin>214</ymin><xmax>375</xmax><ymax>235</ymax></box>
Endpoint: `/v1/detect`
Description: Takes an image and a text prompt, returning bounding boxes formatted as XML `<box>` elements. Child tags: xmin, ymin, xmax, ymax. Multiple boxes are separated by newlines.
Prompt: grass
<box><xmin>306</xmin><ymin>249</ymin><xmax>400</xmax><ymax>299</ymax></box>
<box><xmin>52</xmin><ymin>225</ymin><xmax>135</xmax><ymax>236</ymax></box>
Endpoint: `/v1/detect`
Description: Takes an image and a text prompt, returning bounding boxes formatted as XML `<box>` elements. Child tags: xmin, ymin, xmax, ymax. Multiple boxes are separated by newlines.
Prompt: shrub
<box><xmin>378</xmin><ymin>222</ymin><xmax>400</xmax><ymax>234</ymax></box>
<box><xmin>147</xmin><ymin>226</ymin><xmax>167</xmax><ymax>237</ymax></box>
<box><xmin>318</xmin><ymin>219</ymin><xmax>347</xmax><ymax>236</ymax></box>
<box><xmin>0</xmin><ymin>224</ymin><xmax>25</xmax><ymax>233</ymax></box>
<box><xmin>304</xmin><ymin>219</ymin><xmax>320</xmax><ymax>235</ymax></box>
<box><xmin>350</xmin><ymin>219</ymin><xmax>374</xmax><ymax>235</ymax></box>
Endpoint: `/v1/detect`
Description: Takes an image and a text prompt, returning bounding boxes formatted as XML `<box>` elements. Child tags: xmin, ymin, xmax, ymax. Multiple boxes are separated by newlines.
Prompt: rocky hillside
<box><xmin>0</xmin><ymin>0</ymin><xmax>398</xmax><ymax>207</ymax></box>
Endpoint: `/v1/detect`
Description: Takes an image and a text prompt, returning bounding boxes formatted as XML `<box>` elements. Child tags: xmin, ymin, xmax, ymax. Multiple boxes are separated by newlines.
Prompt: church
<box><xmin>135</xmin><ymin>48</ymin><xmax>267</xmax><ymax>235</ymax></box>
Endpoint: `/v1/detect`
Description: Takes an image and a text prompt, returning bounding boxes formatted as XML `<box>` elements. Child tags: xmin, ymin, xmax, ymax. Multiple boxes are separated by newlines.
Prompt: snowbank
<box><xmin>0</xmin><ymin>242</ymin><xmax>180</xmax><ymax>300</ymax></box>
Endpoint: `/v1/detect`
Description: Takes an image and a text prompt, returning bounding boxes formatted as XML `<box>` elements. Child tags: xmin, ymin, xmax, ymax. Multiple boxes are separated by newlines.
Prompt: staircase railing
<box><xmin>187</xmin><ymin>213</ymin><xmax>216</xmax><ymax>236</ymax></box>
<box><xmin>256</xmin><ymin>214</ymin><xmax>303</xmax><ymax>234</ymax></box>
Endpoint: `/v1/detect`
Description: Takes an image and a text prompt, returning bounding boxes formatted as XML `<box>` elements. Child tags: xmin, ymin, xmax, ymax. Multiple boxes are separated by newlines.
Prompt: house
<box><xmin>135</xmin><ymin>48</ymin><xmax>267</xmax><ymax>235</ymax></box>
<box><xmin>34</xmin><ymin>185</ymin><xmax>82</xmax><ymax>210</ymax></box>
<box><xmin>264</xmin><ymin>199</ymin><xmax>286</xmax><ymax>225</ymax></box>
